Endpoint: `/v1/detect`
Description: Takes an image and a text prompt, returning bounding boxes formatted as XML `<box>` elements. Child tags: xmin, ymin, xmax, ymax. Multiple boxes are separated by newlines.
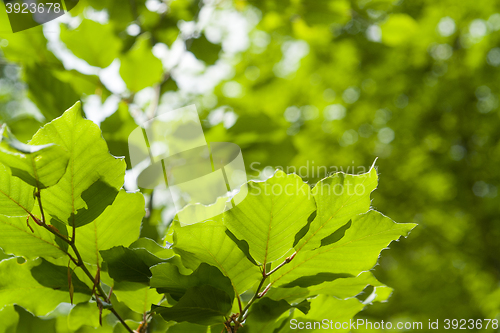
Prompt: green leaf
<box><xmin>0</xmin><ymin>305</ymin><xmax>19</xmax><ymax>333</ymax></box>
<box><xmin>60</xmin><ymin>19</ymin><xmax>122</xmax><ymax>68</ymax></box>
<box><xmin>151</xmin><ymin>263</ymin><xmax>234</xmax><ymax>301</ymax></box>
<box><xmin>130</xmin><ymin>237</ymin><xmax>174</xmax><ymax>258</ymax></box>
<box><xmin>267</xmin><ymin>271</ymin><xmax>388</xmax><ymax>304</ymax></box>
<box><xmin>271</xmin><ymin>211</ymin><xmax>416</xmax><ymax>287</ymax></box>
<box><xmin>119</xmin><ymin>34</ymin><xmax>163</xmax><ymax>92</ymax></box>
<box><xmin>153</xmin><ymin>285</ymin><xmax>232</xmax><ymax>326</ymax></box>
<box><xmin>277</xmin><ymin>295</ymin><xmax>365</xmax><ymax>333</ymax></box>
<box><xmin>296</xmin><ymin>167</ymin><xmax>378</xmax><ymax>252</ymax></box>
<box><xmin>0</xmin><ymin>163</ymin><xmax>35</xmax><ymax>217</ymax></box>
<box><xmin>14</xmin><ymin>306</ymin><xmax>57</xmax><ymax>333</ymax></box>
<box><xmin>28</xmin><ymin>102</ymin><xmax>126</xmax><ymax>228</ymax></box>
<box><xmin>76</xmin><ymin>190</ymin><xmax>145</xmax><ymax>267</ymax></box>
<box><xmin>0</xmin><ymin>125</ymin><xmax>69</xmax><ymax>189</ymax></box>
<box><xmin>24</xmin><ymin>65</ymin><xmax>81</xmax><ymax>121</ymax></box>
<box><xmin>0</xmin><ymin>29</ymin><xmax>60</xmax><ymax>66</ymax></box>
<box><xmin>0</xmin><ymin>258</ymin><xmax>91</xmax><ymax>316</ymax></box>
<box><xmin>224</xmin><ymin>171</ymin><xmax>316</xmax><ymax>265</ymax></box>
<box><xmin>113</xmin><ymin>281</ymin><xmax>163</xmax><ymax>314</ymax></box>
<box><xmin>0</xmin><ymin>214</ymin><xmax>65</xmax><ymax>259</ymax></box>
<box><xmin>241</xmin><ymin>298</ymin><xmax>298</xmax><ymax>333</ymax></box>
<box><xmin>68</xmin><ymin>301</ymin><xmax>100</xmax><ymax>330</ymax></box>
<box><xmin>101</xmin><ymin>245</ymin><xmax>172</xmax><ymax>283</ymax></box>
<box><xmin>172</xmin><ymin>217</ymin><xmax>261</xmax><ymax>297</ymax></box>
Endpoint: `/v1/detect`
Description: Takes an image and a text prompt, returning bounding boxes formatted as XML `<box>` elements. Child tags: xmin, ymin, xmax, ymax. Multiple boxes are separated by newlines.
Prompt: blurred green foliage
<box><xmin>1</xmin><ymin>0</ymin><xmax>500</xmax><ymax>331</ymax></box>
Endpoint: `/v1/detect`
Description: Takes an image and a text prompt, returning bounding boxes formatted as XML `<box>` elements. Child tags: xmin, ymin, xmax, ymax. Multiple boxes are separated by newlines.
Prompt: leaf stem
<box><xmin>110</xmin><ymin>308</ymin><xmax>134</xmax><ymax>333</ymax></box>
<box><xmin>33</xmin><ymin>191</ymin><xmax>134</xmax><ymax>333</ymax></box>
<box><xmin>265</xmin><ymin>251</ymin><xmax>296</xmax><ymax>277</ymax></box>
<box><xmin>237</xmin><ymin>252</ymin><xmax>297</xmax><ymax>323</ymax></box>
<box><xmin>34</xmin><ymin>190</ymin><xmax>46</xmax><ymax>225</ymax></box>
<box><xmin>238</xmin><ymin>271</ymin><xmax>267</xmax><ymax>322</ymax></box>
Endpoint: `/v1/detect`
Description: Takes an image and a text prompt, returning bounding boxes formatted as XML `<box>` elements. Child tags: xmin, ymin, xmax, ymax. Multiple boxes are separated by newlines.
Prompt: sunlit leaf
<box><xmin>60</xmin><ymin>19</ymin><xmax>122</xmax><ymax>68</ymax></box>
<box><xmin>296</xmin><ymin>167</ymin><xmax>378</xmax><ymax>252</ymax></box>
<box><xmin>0</xmin><ymin>163</ymin><xmax>35</xmax><ymax>217</ymax></box>
<box><xmin>76</xmin><ymin>190</ymin><xmax>145</xmax><ymax>267</ymax></box>
<box><xmin>172</xmin><ymin>218</ymin><xmax>261</xmax><ymax>297</ymax></box>
<box><xmin>119</xmin><ymin>34</ymin><xmax>163</xmax><ymax>92</ymax></box>
<box><xmin>0</xmin><ymin>258</ymin><xmax>91</xmax><ymax>316</ymax></box>
<box><xmin>224</xmin><ymin>171</ymin><xmax>315</xmax><ymax>265</ymax></box>
<box><xmin>0</xmin><ymin>125</ymin><xmax>69</xmax><ymax>189</ymax></box>
<box><xmin>28</xmin><ymin>102</ymin><xmax>126</xmax><ymax>228</ymax></box>
<box><xmin>272</xmin><ymin>211</ymin><xmax>416</xmax><ymax>287</ymax></box>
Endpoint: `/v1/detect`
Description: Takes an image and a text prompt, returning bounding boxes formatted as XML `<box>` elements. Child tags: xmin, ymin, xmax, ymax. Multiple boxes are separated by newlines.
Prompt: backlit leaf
<box><xmin>172</xmin><ymin>218</ymin><xmax>261</xmax><ymax>297</ymax></box>
<box><xmin>224</xmin><ymin>171</ymin><xmax>316</xmax><ymax>265</ymax></box>
<box><xmin>0</xmin><ymin>125</ymin><xmax>69</xmax><ymax>189</ymax></box>
<box><xmin>28</xmin><ymin>102</ymin><xmax>126</xmax><ymax>228</ymax></box>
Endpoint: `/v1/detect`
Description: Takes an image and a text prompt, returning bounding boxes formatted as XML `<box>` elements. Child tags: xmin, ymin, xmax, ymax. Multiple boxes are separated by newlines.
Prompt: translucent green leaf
<box><xmin>151</xmin><ymin>263</ymin><xmax>234</xmax><ymax>302</ymax></box>
<box><xmin>130</xmin><ymin>237</ymin><xmax>173</xmax><ymax>258</ymax></box>
<box><xmin>0</xmin><ymin>125</ymin><xmax>69</xmax><ymax>189</ymax></box>
<box><xmin>296</xmin><ymin>167</ymin><xmax>378</xmax><ymax>252</ymax></box>
<box><xmin>224</xmin><ymin>171</ymin><xmax>316</xmax><ymax>265</ymax></box>
<box><xmin>119</xmin><ymin>34</ymin><xmax>163</xmax><ymax>92</ymax></box>
<box><xmin>60</xmin><ymin>19</ymin><xmax>122</xmax><ymax>68</ymax></box>
<box><xmin>0</xmin><ymin>214</ymin><xmax>65</xmax><ymax>259</ymax></box>
<box><xmin>0</xmin><ymin>163</ymin><xmax>35</xmax><ymax>217</ymax></box>
<box><xmin>14</xmin><ymin>306</ymin><xmax>57</xmax><ymax>333</ymax></box>
<box><xmin>172</xmin><ymin>217</ymin><xmax>261</xmax><ymax>297</ymax></box>
<box><xmin>0</xmin><ymin>29</ymin><xmax>60</xmax><ymax>66</ymax></box>
<box><xmin>267</xmin><ymin>271</ymin><xmax>388</xmax><ymax>303</ymax></box>
<box><xmin>113</xmin><ymin>281</ymin><xmax>163</xmax><ymax>314</ymax></box>
<box><xmin>272</xmin><ymin>211</ymin><xmax>416</xmax><ymax>287</ymax></box>
<box><xmin>68</xmin><ymin>301</ymin><xmax>100</xmax><ymax>330</ymax></box>
<box><xmin>153</xmin><ymin>285</ymin><xmax>232</xmax><ymax>326</ymax></box>
<box><xmin>29</xmin><ymin>102</ymin><xmax>126</xmax><ymax>228</ymax></box>
<box><xmin>0</xmin><ymin>258</ymin><xmax>91</xmax><ymax>316</ymax></box>
<box><xmin>0</xmin><ymin>305</ymin><xmax>19</xmax><ymax>333</ymax></box>
<box><xmin>76</xmin><ymin>190</ymin><xmax>145</xmax><ymax>267</ymax></box>
<box><xmin>277</xmin><ymin>295</ymin><xmax>365</xmax><ymax>333</ymax></box>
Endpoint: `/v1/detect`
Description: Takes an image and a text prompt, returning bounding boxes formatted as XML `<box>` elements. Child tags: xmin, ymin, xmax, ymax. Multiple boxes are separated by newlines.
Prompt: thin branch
<box><xmin>236</xmin><ymin>294</ymin><xmax>243</xmax><ymax>318</ymax></box>
<box><xmin>257</xmin><ymin>283</ymin><xmax>272</xmax><ymax>298</ymax></box>
<box><xmin>237</xmin><ymin>252</ymin><xmax>298</xmax><ymax>323</ymax></box>
<box><xmin>265</xmin><ymin>251</ymin><xmax>296</xmax><ymax>277</ymax></box>
<box><xmin>111</xmin><ymin>308</ymin><xmax>134</xmax><ymax>333</ymax></box>
<box><xmin>35</xmin><ymin>191</ymin><xmax>46</xmax><ymax>224</ymax></box>
<box><xmin>238</xmin><ymin>269</ymin><xmax>267</xmax><ymax>322</ymax></box>
<box><xmin>33</xmin><ymin>190</ymin><xmax>135</xmax><ymax>333</ymax></box>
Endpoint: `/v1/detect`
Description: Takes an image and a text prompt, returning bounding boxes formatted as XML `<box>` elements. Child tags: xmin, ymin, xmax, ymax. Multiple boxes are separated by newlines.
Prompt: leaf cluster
<box><xmin>0</xmin><ymin>103</ymin><xmax>415</xmax><ymax>332</ymax></box>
